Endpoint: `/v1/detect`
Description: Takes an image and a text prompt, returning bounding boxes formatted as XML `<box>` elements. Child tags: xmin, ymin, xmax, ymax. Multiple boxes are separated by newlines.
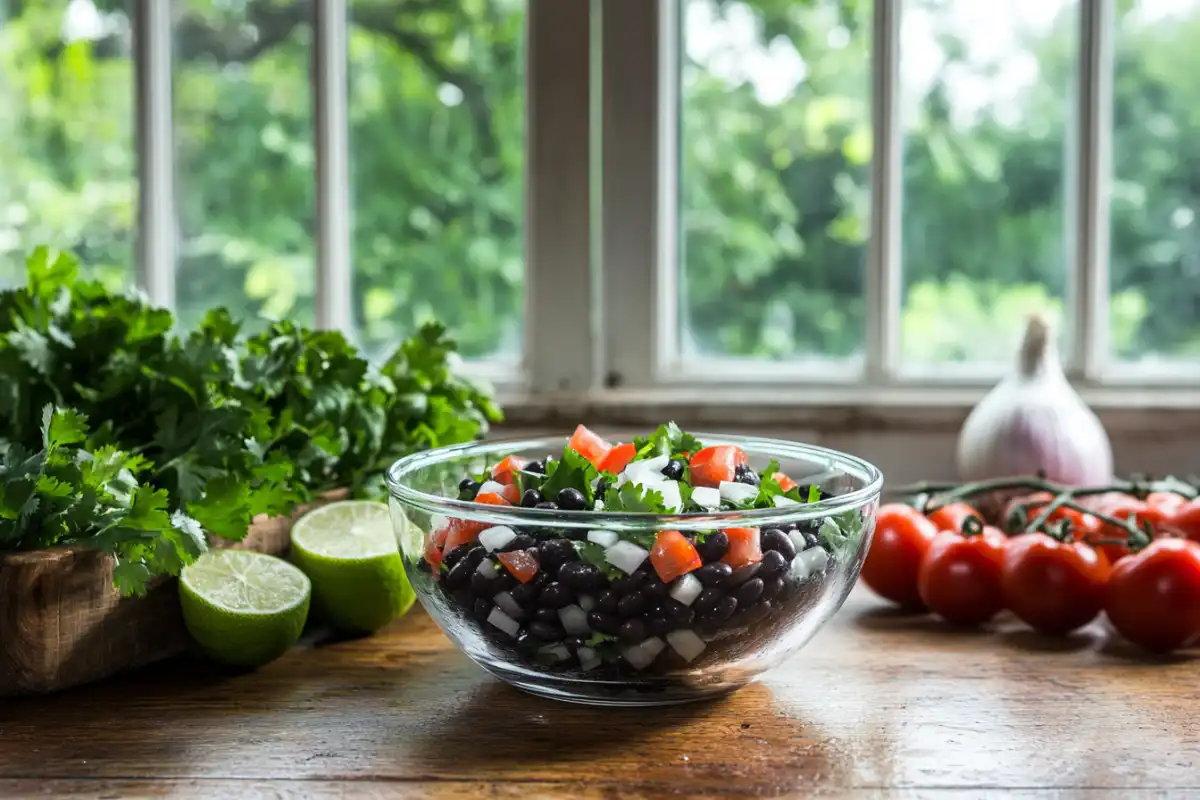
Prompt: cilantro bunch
<box><xmin>0</xmin><ymin>247</ymin><xmax>500</xmax><ymax>595</ymax></box>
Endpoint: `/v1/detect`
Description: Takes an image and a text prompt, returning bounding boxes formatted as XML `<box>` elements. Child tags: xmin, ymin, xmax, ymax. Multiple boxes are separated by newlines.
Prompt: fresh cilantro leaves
<box><xmin>0</xmin><ymin>247</ymin><xmax>501</xmax><ymax>595</ymax></box>
<box><xmin>603</xmin><ymin>480</ymin><xmax>668</xmax><ymax>514</ymax></box>
<box><xmin>571</xmin><ymin>541</ymin><xmax>625</xmax><ymax>579</ymax></box>
<box><xmin>632</xmin><ymin>421</ymin><xmax>701</xmax><ymax>460</ymax></box>
<box><xmin>538</xmin><ymin>446</ymin><xmax>599</xmax><ymax>505</ymax></box>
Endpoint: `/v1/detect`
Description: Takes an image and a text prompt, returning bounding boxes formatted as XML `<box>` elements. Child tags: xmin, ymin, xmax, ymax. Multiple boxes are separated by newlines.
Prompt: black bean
<box><xmin>727</xmin><ymin>562</ymin><xmax>761</xmax><ymax>588</ymax></box>
<box><xmin>661</xmin><ymin>459</ymin><xmax>685</xmax><ymax>480</ymax></box>
<box><xmin>563</xmin><ymin>635</ymin><xmax>587</xmax><ymax>652</ymax></box>
<box><xmin>525</xmin><ymin>459</ymin><xmax>547</xmax><ymax>475</ymax></box>
<box><xmin>561</xmin><ymin>529</ymin><xmax>589</xmax><ymax>542</ymax></box>
<box><xmin>701</xmin><ymin>595</ymin><xmax>737</xmax><ymax>623</ymax></box>
<box><xmin>495</xmin><ymin>572</ymin><xmax>518</xmax><ymax>592</ymax></box>
<box><xmin>516</xmin><ymin>631</ymin><xmax>536</xmax><ymax>649</ymax></box>
<box><xmin>559</xmin><ymin>562</ymin><xmax>605</xmax><ymax>592</ymax></box>
<box><xmin>665</xmin><ymin>599</ymin><xmax>694</xmax><ymax>627</ymax></box>
<box><xmin>520</xmin><ymin>488</ymin><xmax>544</xmax><ymax>508</ymax></box>
<box><xmin>441</xmin><ymin>544</ymin><xmax>471</xmax><ymax>571</ymax></box>
<box><xmin>695</xmin><ymin>588</ymin><xmax>723</xmax><ymax>612</ymax></box>
<box><xmin>539</xmin><ymin>581</ymin><xmax>573</xmax><ymax>609</ymax></box>
<box><xmin>535</xmin><ymin>501</ymin><xmax>559</xmax><ymax>511</ymax></box>
<box><xmin>695</xmin><ymin>562</ymin><xmax>732</xmax><ymax>587</ymax></box>
<box><xmin>803</xmin><ymin>530</ymin><xmax>822</xmax><ymax>550</ymax></box>
<box><xmin>644</xmin><ymin>615</ymin><xmax>674</xmax><ymax>637</ymax></box>
<box><xmin>529</xmin><ymin>620</ymin><xmax>564</xmax><ymax>640</ymax></box>
<box><xmin>462</xmin><ymin>545</ymin><xmax>487</xmax><ymax>570</ymax></box>
<box><xmin>697</xmin><ymin>532</ymin><xmax>729</xmax><ymax>563</ymax></box>
<box><xmin>531</xmin><ymin>569</ymin><xmax>551</xmax><ymax>588</ymax></box>
<box><xmin>587</xmin><ymin>611</ymin><xmax>621</xmax><ymax>635</ymax></box>
<box><xmin>498</xmin><ymin>534</ymin><xmax>537</xmax><ymax>554</ymax></box>
<box><xmin>473</xmin><ymin>597</ymin><xmax>493</xmax><ymax>621</ymax></box>
<box><xmin>618</xmin><ymin>618</ymin><xmax>648</xmax><ymax>644</ymax></box>
<box><xmin>617</xmin><ymin>590</ymin><xmax>647</xmax><ymax>618</ymax></box>
<box><xmin>537</xmin><ymin>538</ymin><xmax>577</xmax><ymax>570</ymax></box>
<box><xmin>734</xmin><ymin>463</ymin><xmax>761</xmax><ymax>486</ymax></box>
<box><xmin>757</xmin><ymin>549</ymin><xmax>789</xmax><ymax>580</ymax></box>
<box><xmin>556</xmin><ymin>487</ymin><xmax>588</xmax><ymax>511</ymax></box>
<box><xmin>534</xmin><ymin>607</ymin><xmax>560</xmax><ymax>624</ymax></box>
<box><xmin>735</xmin><ymin>578</ymin><xmax>765</xmax><ymax>606</ymax></box>
<box><xmin>595</xmin><ymin>589</ymin><xmax>619</xmax><ymax>614</ymax></box>
<box><xmin>444</xmin><ymin>558</ymin><xmax>472</xmax><ymax>590</ymax></box>
<box><xmin>470</xmin><ymin>568</ymin><xmax>498</xmax><ymax>595</ymax></box>
<box><xmin>458</xmin><ymin>478</ymin><xmax>480</xmax><ymax>499</ymax></box>
<box><xmin>761</xmin><ymin>528</ymin><xmax>797</xmax><ymax>560</ymax></box>
<box><xmin>761</xmin><ymin>576</ymin><xmax>784</xmax><ymax>601</ymax></box>
<box><xmin>642</xmin><ymin>579</ymin><xmax>668</xmax><ymax>600</ymax></box>
<box><xmin>611</xmin><ymin>572</ymin><xmax>646</xmax><ymax>595</ymax></box>
<box><xmin>509</xmin><ymin>582</ymin><xmax>538</xmax><ymax>606</ymax></box>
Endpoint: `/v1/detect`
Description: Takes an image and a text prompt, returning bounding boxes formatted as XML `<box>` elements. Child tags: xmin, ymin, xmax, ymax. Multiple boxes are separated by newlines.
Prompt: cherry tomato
<box><xmin>1090</xmin><ymin>493</ymin><xmax>1150</xmax><ymax>564</ymax></box>
<box><xmin>1167</xmin><ymin>498</ymin><xmax>1200</xmax><ymax>543</ymax></box>
<box><xmin>1000</xmin><ymin>533</ymin><xmax>1110</xmax><ymax>635</ymax></box>
<box><xmin>917</xmin><ymin>527</ymin><xmax>1008</xmax><ymax>625</ymax></box>
<box><xmin>1143</xmin><ymin>492</ymin><xmax>1187</xmax><ymax>530</ymax></box>
<box><xmin>1105</xmin><ymin>538</ymin><xmax>1200</xmax><ymax>652</ymax></box>
<box><xmin>860</xmin><ymin>504</ymin><xmax>939</xmax><ymax>609</ymax></box>
<box><xmin>1003</xmin><ymin>491</ymin><xmax>1100</xmax><ymax>538</ymax></box>
<box><xmin>926</xmin><ymin>501</ymin><xmax>982</xmax><ymax>534</ymax></box>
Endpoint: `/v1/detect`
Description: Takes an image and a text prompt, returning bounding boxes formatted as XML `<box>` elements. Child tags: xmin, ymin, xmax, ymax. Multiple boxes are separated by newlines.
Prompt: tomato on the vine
<box><xmin>1167</xmin><ymin>498</ymin><xmax>1200</xmax><ymax>543</ymax></box>
<box><xmin>1105</xmin><ymin>538</ymin><xmax>1200</xmax><ymax>653</ymax></box>
<box><xmin>861</xmin><ymin>504</ymin><xmax>939</xmax><ymax>609</ymax></box>
<box><xmin>917</xmin><ymin>526</ymin><xmax>1008</xmax><ymax>625</ymax></box>
<box><xmin>1000</xmin><ymin>533</ymin><xmax>1110</xmax><ymax>635</ymax></box>
<box><xmin>1003</xmin><ymin>491</ymin><xmax>1100</xmax><ymax>537</ymax></box>
<box><xmin>926</xmin><ymin>501</ymin><xmax>982</xmax><ymax>534</ymax></box>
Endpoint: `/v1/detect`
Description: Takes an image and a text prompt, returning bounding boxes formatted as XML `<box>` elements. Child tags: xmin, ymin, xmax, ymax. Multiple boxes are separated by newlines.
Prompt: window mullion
<box><xmin>134</xmin><ymin>0</ymin><xmax>176</xmax><ymax>309</ymax></box>
<box><xmin>865</xmin><ymin>0</ymin><xmax>903</xmax><ymax>383</ymax></box>
<box><xmin>314</xmin><ymin>0</ymin><xmax>353</xmax><ymax>334</ymax></box>
<box><xmin>526</xmin><ymin>0</ymin><xmax>595</xmax><ymax>393</ymax></box>
<box><xmin>599</xmin><ymin>0</ymin><xmax>662</xmax><ymax>389</ymax></box>
<box><xmin>1072</xmin><ymin>0</ymin><xmax>1114</xmax><ymax>381</ymax></box>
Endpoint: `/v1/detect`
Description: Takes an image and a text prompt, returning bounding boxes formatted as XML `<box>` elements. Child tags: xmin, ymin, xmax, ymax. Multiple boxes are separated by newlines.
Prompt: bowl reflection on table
<box><xmin>385</xmin><ymin>434</ymin><xmax>882</xmax><ymax>707</ymax></box>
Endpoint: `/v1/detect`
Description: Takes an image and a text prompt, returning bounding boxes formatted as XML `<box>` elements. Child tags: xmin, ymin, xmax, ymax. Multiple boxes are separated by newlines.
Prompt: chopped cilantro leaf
<box><xmin>632</xmin><ymin>421</ymin><xmax>703</xmax><ymax>460</ymax></box>
<box><xmin>571</xmin><ymin>541</ymin><xmax>625</xmax><ymax>579</ymax></box>
<box><xmin>539</xmin><ymin>446</ymin><xmax>598</xmax><ymax>504</ymax></box>
<box><xmin>603</xmin><ymin>480</ymin><xmax>667</xmax><ymax>514</ymax></box>
<box><xmin>807</xmin><ymin>484</ymin><xmax>822</xmax><ymax>503</ymax></box>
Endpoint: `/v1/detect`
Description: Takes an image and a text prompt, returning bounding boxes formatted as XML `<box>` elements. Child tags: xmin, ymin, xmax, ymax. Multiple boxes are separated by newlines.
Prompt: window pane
<box><xmin>1110</xmin><ymin>0</ymin><xmax>1200</xmax><ymax>362</ymax></box>
<box><xmin>900</xmin><ymin>0</ymin><xmax>1076</xmax><ymax>367</ymax></box>
<box><xmin>173</xmin><ymin>1</ymin><xmax>315</xmax><ymax>332</ymax></box>
<box><xmin>679</xmin><ymin>0</ymin><xmax>872</xmax><ymax>361</ymax></box>
<box><xmin>348</xmin><ymin>1</ymin><xmax>525</xmax><ymax>359</ymax></box>
<box><xmin>0</xmin><ymin>0</ymin><xmax>135</xmax><ymax>288</ymax></box>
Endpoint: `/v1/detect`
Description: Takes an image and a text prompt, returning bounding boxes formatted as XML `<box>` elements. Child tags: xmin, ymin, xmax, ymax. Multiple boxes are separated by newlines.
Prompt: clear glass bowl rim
<box><xmin>384</xmin><ymin>433</ymin><xmax>884</xmax><ymax>534</ymax></box>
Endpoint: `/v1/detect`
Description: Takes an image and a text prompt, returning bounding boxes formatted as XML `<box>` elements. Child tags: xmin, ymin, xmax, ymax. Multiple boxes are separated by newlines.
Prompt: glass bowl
<box><xmin>385</xmin><ymin>433</ymin><xmax>882</xmax><ymax>706</ymax></box>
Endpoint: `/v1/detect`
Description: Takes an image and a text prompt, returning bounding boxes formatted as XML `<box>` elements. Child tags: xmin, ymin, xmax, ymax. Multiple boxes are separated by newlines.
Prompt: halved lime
<box><xmin>179</xmin><ymin>549</ymin><xmax>311</xmax><ymax>667</ymax></box>
<box><xmin>290</xmin><ymin>500</ymin><xmax>415</xmax><ymax>635</ymax></box>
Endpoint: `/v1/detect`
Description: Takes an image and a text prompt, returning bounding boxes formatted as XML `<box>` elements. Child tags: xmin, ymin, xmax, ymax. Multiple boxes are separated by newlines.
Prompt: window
<box><xmin>4</xmin><ymin>0</ymin><xmax>1197</xmax><ymax>415</ymax></box>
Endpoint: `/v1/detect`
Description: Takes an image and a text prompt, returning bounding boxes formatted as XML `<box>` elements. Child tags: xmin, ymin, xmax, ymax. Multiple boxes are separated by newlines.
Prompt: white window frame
<box><xmin>130</xmin><ymin>0</ymin><xmax>1200</xmax><ymax>430</ymax></box>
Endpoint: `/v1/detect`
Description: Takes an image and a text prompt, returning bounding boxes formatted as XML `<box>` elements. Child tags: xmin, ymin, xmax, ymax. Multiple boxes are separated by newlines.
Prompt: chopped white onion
<box><xmin>790</xmin><ymin>553</ymin><xmax>811</xmax><ymax>580</ymax></box>
<box><xmin>430</xmin><ymin>514</ymin><xmax>449</xmax><ymax>533</ymax></box>
<box><xmin>493</xmin><ymin>591</ymin><xmax>525</xmax><ymax>620</ymax></box>
<box><xmin>578</xmin><ymin>594</ymin><xmax>596</xmax><ymax>611</ymax></box>
<box><xmin>477</xmin><ymin>479</ymin><xmax>506</xmax><ymax>497</ymax></box>
<box><xmin>587</xmin><ymin>529</ymin><xmax>620</xmax><ymax>548</ymax></box>
<box><xmin>799</xmin><ymin>546</ymin><xmax>829</xmax><ymax>575</ymax></box>
<box><xmin>622</xmin><ymin>637</ymin><xmax>666</xmax><ymax>670</ymax></box>
<box><xmin>486</xmin><ymin>607</ymin><xmax>520</xmax><ymax>637</ymax></box>
<box><xmin>772</xmin><ymin>495</ymin><xmax>800</xmax><ymax>507</ymax></box>
<box><xmin>666</xmin><ymin>629</ymin><xmax>707</xmax><ymax>663</ymax></box>
<box><xmin>593</xmin><ymin>499</ymin><xmax>605</xmax><ymax>511</ymax></box>
<box><xmin>475</xmin><ymin>558</ymin><xmax>498</xmax><ymax>578</ymax></box>
<box><xmin>625</xmin><ymin>455</ymin><xmax>669</xmax><ymax>483</ymax></box>
<box><xmin>691</xmin><ymin>486</ymin><xmax>721</xmax><ymax>509</ymax></box>
<box><xmin>719</xmin><ymin>480</ymin><xmax>760</xmax><ymax>504</ymax></box>
<box><xmin>558</xmin><ymin>604</ymin><xmax>591</xmax><ymax>635</ymax></box>
<box><xmin>577</xmin><ymin>646</ymin><xmax>601</xmax><ymax>671</ymax></box>
<box><xmin>655</xmin><ymin>480</ymin><xmax>683</xmax><ymax>512</ymax></box>
<box><xmin>787</xmin><ymin>530</ymin><xmax>808</xmax><ymax>555</ymax></box>
<box><xmin>478</xmin><ymin>525</ymin><xmax>517</xmax><ymax>552</ymax></box>
<box><xmin>539</xmin><ymin>643</ymin><xmax>571</xmax><ymax>662</ymax></box>
<box><xmin>669</xmin><ymin>573</ymin><xmax>703</xmax><ymax>606</ymax></box>
<box><xmin>605</xmin><ymin>540</ymin><xmax>649</xmax><ymax>574</ymax></box>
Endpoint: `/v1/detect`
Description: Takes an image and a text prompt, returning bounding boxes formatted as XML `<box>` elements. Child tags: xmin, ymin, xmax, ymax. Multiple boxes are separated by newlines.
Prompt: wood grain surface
<box><xmin>1</xmin><ymin>588</ymin><xmax>1196</xmax><ymax>799</ymax></box>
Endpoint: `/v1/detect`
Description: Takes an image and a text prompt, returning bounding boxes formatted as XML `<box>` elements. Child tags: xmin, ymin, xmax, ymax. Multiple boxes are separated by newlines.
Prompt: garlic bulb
<box><xmin>955</xmin><ymin>314</ymin><xmax>1112</xmax><ymax>486</ymax></box>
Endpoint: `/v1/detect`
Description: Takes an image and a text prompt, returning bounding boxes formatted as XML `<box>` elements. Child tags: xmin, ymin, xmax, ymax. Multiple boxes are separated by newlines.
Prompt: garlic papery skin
<box><xmin>955</xmin><ymin>314</ymin><xmax>1113</xmax><ymax>486</ymax></box>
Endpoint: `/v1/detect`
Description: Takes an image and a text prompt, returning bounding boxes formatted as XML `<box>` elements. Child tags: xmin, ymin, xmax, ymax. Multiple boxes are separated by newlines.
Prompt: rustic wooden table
<box><xmin>1</xmin><ymin>588</ymin><xmax>1195</xmax><ymax>798</ymax></box>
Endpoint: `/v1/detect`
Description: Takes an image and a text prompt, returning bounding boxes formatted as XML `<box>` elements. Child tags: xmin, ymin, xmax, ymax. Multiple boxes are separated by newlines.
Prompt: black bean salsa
<box><xmin>420</xmin><ymin>423</ymin><xmax>838</xmax><ymax>676</ymax></box>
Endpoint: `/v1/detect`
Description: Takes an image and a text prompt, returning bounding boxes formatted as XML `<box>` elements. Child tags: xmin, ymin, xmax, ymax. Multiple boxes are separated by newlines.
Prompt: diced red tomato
<box><xmin>649</xmin><ymin>530</ymin><xmax>702</xmax><ymax>583</ymax></box>
<box><xmin>431</xmin><ymin>525</ymin><xmax>450</xmax><ymax>549</ymax></box>
<box><xmin>443</xmin><ymin>519</ymin><xmax>481</xmax><ymax>552</ymax></box>
<box><xmin>722</xmin><ymin>527</ymin><xmax>763</xmax><ymax>568</ymax></box>
<box><xmin>474</xmin><ymin>492</ymin><xmax>511</xmax><ymax>507</ymax></box>
<box><xmin>598</xmin><ymin>442</ymin><xmax>637</xmax><ymax>474</ymax></box>
<box><xmin>500</xmin><ymin>482</ymin><xmax>521</xmax><ymax>504</ymax></box>
<box><xmin>689</xmin><ymin>445</ymin><xmax>749</xmax><ymax>488</ymax></box>
<box><xmin>424</xmin><ymin>536</ymin><xmax>444</xmax><ymax>575</ymax></box>
<box><xmin>568</xmin><ymin>424</ymin><xmax>613</xmax><ymax>469</ymax></box>
<box><xmin>772</xmin><ymin>471</ymin><xmax>798</xmax><ymax>492</ymax></box>
<box><xmin>497</xmin><ymin>550</ymin><xmax>540</xmax><ymax>583</ymax></box>
<box><xmin>491</xmin><ymin>455</ymin><xmax>528</xmax><ymax>486</ymax></box>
